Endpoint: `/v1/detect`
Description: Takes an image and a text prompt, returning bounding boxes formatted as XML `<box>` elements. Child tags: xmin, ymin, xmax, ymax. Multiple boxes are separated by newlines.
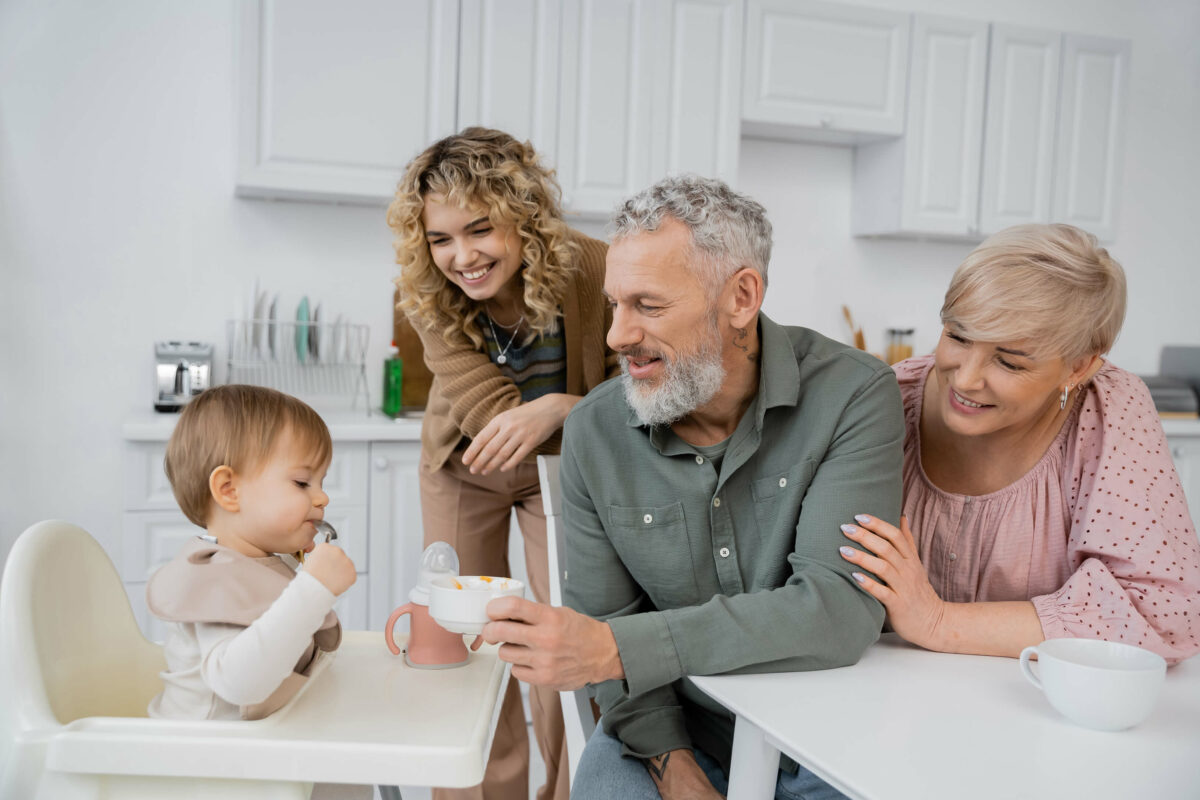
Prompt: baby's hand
<box><xmin>304</xmin><ymin>542</ymin><xmax>356</xmax><ymax>596</ymax></box>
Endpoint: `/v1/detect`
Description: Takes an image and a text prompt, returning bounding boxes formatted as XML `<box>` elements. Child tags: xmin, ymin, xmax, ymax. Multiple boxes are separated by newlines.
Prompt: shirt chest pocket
<box><xmin>750</xmin><ymin>461</ymin><xmax>816</xmax><ymax>542</ymax></box>
<box><xmin>606</xmin><ymin>501</ymin><xmax>697</xmax><ymax>608</ymax></box>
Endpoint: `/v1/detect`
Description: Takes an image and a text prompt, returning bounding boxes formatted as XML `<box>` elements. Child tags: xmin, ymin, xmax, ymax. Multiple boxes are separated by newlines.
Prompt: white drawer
<box><xmin>124</xmin><ymin>442</ymin><xmax>369</xmax><ymax>512</ymax></box>
<box><xmin>124</xmin><ymin>442</ymin><xmax>178</xmax><ymax>511</ymax></box>
<box><xmin>123</xmin><ymin>506</ymin><xmax>368</xmax><ymax>582</ymax></box>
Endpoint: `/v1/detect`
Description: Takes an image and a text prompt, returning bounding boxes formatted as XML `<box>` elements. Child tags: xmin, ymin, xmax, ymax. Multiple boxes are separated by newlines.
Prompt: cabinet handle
<box><xmin>374</xmin><ymin>457</ymin><xmax>390</xmax><ymax>471</ymax></box>
<box><xmin>819</xmin><ymin>116</ymin><xmax>833</xmax><ymax>128</ymax></box>
<box><xmin>1172</xmin><ymin>447</ymin><xmax>1185</xmax><ymax>459</ymax></box>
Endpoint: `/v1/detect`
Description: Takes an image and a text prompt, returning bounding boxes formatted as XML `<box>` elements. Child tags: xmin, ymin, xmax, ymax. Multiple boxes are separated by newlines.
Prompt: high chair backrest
<box><xmin>0</xmin><ymin>520</ymin><xmax>165</xmax><ymax>730</ymax></box>
<box><xmin>537</xmin><ymin>456</ymin><xmax>597</xmax><ymax>784</ymax></box>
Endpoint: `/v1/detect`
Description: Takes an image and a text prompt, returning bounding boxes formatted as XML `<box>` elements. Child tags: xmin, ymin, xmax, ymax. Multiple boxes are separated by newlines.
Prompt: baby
<box><xmin>147</xmin><ymin>384</ymin><xmax>356</xmax><ymax>720</ymax></box>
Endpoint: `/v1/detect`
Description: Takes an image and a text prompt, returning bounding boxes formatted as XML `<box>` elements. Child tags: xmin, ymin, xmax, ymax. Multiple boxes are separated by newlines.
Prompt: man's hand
<box><xmin>646</xmin><ymin>750</ymin><xmax>724</xmax><ymax>800</ymax></box>
<box><xmin>476</xmin><ymin>596</ymin><xmax>624</xmax><ymax>689</ymax></box>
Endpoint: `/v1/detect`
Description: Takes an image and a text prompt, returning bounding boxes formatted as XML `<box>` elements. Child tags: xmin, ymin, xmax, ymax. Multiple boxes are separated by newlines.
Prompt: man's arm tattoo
<box><xmin>645</xmin><ymin>752</ymin><xmax>671</xmax><ymax>782</ymax></box>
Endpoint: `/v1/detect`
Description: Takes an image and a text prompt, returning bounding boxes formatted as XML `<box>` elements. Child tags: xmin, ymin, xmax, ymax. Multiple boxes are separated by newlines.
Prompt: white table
<box><xmin>47</xmin><ymin>631</ymin><xmax>510</xmax><ymax>789</ymax></box>
<box><xmin>690</xmin><ymin>635</ymin><xmax>1200</xmax><ymax>800</ymax></box>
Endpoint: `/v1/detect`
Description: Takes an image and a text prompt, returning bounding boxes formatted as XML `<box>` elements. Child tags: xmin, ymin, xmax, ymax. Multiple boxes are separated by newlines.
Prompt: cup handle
<box><xmin>385</xmin><ymin>602</ymin><xmax>415</xmax><ymax>656</ymax></box>
<box><xmin>1019</xmin><ymin>646</ymin><xmax>1042</xmax><ymax>690</ymax></box>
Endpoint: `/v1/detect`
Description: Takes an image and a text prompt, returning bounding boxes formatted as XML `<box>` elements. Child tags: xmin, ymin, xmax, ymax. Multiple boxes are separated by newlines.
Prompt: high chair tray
<box><xmin>44</xmin><ymin>631</ymin><xmax>510</xmax><ymax>788</ymax></box>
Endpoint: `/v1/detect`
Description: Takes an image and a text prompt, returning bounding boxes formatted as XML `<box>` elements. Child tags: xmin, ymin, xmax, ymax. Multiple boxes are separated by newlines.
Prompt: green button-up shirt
<box><xmin>561</xmin><ymin>314</ymin><xmax>903</xmax><ymax>771</ymax></box>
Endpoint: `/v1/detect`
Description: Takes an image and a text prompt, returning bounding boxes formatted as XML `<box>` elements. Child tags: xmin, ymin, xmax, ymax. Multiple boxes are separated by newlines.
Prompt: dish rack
<box><xmin>225</xmin><ymin>319</ymin><xmax>370</xmax><ymax>412</ymax></box>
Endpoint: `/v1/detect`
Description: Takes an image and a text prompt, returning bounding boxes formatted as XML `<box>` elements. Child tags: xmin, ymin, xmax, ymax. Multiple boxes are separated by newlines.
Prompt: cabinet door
<box><xmin>456</xmin><ymin>0</ymin><xmax>560</xmax><ymax>158</ymax></box>
<box><xmin>650</xmin><ymin>0</ymin><xmax>743</xmax><ymax>183</ymax></box>
<box><xmin>1168</xmin><ymin>437</ymin><xmax>1200</xmax><ymax>530</ymax></box>
<box><xmin>742</xmin><ymin>0</ymin><xmax>909</xmax><ymax>141</ymax></box>
<box><xmin>556</xmin><ymin>0</ymin><xmax>658</xmax><ymax>214</ymax></box>
<box><xmin>1052</xmin><ymin>34</ymin><xmax>1130</xmax><ymax>241</ymax></box>
<box><xmin>899</xmin><ymin>15</ymin><xmax>989</xmax><ymax>237</ymax></box>
<box><xmin>368</xmin><ymin>442</ymin><xmax>426</xmax><ymax>630</ymax></box>
<box><xmin>236</xmin><ymin>0</ymin><xmax>459</xmax><ymax>205</ymax></box>
<box><xmin>979</xmin><ymin>25</ymin><xmax>1061</xmax><ymax>235</ymax></box>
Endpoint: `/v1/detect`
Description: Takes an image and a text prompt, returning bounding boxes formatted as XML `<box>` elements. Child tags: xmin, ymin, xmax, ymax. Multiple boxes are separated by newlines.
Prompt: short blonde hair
<box><xmin>164</xmin><ymin>385</ymin><xmax>332</xmax><ymax>527</ymax></box>
<box><xmin>387</xmin><ymin>127</ymin><xmax>578</xmax><ymax>349</ymax></box>
<box><xmin>941</xmin><ymin>223</ymin><xmax>1126</xmax><ymax>364</ymax></box>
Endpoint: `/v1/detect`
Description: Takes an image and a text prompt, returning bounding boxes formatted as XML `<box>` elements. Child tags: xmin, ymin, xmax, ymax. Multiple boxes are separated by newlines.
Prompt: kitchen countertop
<box><xmin>123</xmin><ymin>408</ymin><xmax>424</xmax><ymax>442</ymax></box>
<box><xmin>123</xmin><ymin>410</ymin><xmax>1200</xmax><ymax>443</ymax></box>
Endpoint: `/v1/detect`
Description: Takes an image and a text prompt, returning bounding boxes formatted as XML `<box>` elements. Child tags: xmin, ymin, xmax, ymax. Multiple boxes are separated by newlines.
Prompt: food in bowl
<box><xmin>428</xmin><ymin>575</ymin><xmax>525</xmax><ymax>635</ymax></box>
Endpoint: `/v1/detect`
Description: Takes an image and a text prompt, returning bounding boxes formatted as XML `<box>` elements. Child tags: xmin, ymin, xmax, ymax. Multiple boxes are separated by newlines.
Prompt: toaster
<box><xmin>154</xmin><ymin>341</ymin><xmax>214</xmax><ymax>412</ymax></box>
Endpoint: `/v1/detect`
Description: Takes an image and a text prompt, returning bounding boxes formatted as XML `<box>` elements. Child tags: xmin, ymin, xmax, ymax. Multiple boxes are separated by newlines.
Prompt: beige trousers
<box><xmin>420</xmin><ymin>454</ymin><xmax>570</xmax><ymax>800</ymax></box>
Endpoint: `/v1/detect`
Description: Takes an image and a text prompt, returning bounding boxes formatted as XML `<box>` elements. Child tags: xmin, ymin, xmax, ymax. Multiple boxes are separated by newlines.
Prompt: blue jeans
<box><xmin>572</xmin><ymin>725</ymin><xmax>847</xmax><ymax>800</ymax></box>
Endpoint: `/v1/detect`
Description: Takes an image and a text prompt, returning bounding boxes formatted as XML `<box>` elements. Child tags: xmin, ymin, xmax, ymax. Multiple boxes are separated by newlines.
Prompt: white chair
<box><xmin>0</xmin><ymin>520</ymin><xmax>311</xmax><ymax>799</ymax></box>
<box><xmin>536</xmin><ymin>455</ymin><xmax>597</xmax><ymax>785</ymax></box>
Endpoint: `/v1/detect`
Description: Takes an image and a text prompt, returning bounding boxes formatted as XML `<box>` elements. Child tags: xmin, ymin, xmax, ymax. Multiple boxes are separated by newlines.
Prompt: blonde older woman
<box><xmin>841</xmin><ymin>223</ymin><xmax>1200</xmax><ymax>664</ymax></box>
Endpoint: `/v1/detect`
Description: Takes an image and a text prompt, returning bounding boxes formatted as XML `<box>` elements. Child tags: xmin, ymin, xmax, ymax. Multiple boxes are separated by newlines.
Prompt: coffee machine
<box><xmin>154</xmin><ymin>341</ymin><xmax>213</xmax><ymax>412</ymax></box>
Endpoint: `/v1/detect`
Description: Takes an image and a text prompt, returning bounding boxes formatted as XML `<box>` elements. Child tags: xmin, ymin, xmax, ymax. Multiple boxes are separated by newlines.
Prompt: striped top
<box><xmin>478</xmin><ymin>315</ymin><xmax>567</xmax><ymax>401</ymax></box>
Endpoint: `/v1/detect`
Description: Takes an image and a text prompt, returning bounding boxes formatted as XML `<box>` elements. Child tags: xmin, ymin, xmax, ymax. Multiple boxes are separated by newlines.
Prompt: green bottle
<box><xmin>382</xmin><ymin>343</ymin><xmax>403</xmax><ymax>417</ymax></box>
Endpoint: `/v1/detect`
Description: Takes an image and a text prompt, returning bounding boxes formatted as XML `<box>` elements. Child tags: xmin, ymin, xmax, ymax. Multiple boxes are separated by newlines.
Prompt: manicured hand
<box><xmin>462</xmin><ymin>394</ymin><xmax>579</xmax><ymax>474</ymax></box>
<box><xmin>304</xmin><ymin>542</ymin><xmax>357</xmax><ymax>596</ymax></box>
<box><xmin>839</xmin><ymin>514</ymin><xmax>945</xmax><ymax>649</ymax></box>
<box><xmin>476</xmin><ymin>596</ymin><xmax>624</xmax><ymax>690</ymax></box>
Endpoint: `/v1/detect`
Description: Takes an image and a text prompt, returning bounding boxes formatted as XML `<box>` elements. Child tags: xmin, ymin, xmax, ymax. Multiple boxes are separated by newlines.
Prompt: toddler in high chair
<box><xmin>147</xmin><ymin>384</ymin><xmax>357</xmax><ymax>720</ymax></box>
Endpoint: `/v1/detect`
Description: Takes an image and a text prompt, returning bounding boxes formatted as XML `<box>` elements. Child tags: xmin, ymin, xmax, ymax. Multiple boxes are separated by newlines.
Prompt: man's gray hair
<box><xmin>609</xmin><ymin>174</ymin><xmax>773</xmax><ymax>297</ymax></box>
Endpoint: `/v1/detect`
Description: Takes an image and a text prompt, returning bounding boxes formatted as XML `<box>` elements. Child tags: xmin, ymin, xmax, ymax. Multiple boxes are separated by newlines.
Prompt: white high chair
<box><xmin>0</xmin><ymin>519</ymin><xmax>310</xmax><ymax>799</ymax></box>
<box><xmin>0</xmin><ymin>520</ymin><xmax>512</xmax><ymax>800</ymax></box>
<box><xmin>536</xmin><ymin>456</ymin><xmax>597</xmax><ymax>785</ymax></box>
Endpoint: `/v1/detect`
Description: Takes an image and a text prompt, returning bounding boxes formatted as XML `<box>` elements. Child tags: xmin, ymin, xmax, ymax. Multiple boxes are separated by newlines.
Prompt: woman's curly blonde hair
<box><xmin>387</xmin><ymin>127</ymin><xmax>579</xmax><ymax>349</ymax></box>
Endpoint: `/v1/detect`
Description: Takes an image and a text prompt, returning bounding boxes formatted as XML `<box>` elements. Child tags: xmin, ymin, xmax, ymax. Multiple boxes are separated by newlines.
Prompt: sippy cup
<box><xmin>384</xmin><ymin>542</ymin><xmax>470</xmax><ymax>669</ymax></box>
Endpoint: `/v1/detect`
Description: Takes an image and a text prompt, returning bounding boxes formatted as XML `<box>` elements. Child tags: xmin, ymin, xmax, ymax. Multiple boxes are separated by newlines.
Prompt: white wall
<box><xmin>2</xmin><ymin>0</ymin><xmax>1198</xmax><ymax>565</ymax></box>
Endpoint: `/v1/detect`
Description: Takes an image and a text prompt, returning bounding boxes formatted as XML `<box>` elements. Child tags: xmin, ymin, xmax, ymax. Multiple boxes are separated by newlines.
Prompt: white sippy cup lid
<box><xmin>410</xmin><ymin>541</ymin><xmax>459</xmax><ymax>605</ymax></box>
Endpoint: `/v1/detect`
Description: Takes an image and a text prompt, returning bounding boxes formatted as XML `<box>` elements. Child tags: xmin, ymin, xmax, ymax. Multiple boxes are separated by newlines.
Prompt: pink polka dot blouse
<box><xmin>895</xmin><ymin>355</ymin><xmax>1200</xmax><ymax>664</ymax></box>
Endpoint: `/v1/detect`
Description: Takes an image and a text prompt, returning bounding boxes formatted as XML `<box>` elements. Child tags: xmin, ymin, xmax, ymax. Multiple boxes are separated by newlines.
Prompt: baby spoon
<box><xmin>296</xmin><ymin>520</ymin><xmax>339</xmax><ymax>562</ymax></box>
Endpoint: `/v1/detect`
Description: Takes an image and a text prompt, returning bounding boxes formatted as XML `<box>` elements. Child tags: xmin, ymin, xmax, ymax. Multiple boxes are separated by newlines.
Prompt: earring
<box><xmin>1059</xmin><ymin>384</ymin><xmax>1073</xmax><ymax>410</ymax></box>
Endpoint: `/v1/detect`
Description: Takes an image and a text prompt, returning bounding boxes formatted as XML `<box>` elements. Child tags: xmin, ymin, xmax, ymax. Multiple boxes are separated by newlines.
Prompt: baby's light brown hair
<box><xmin>164</xmin><ymin>385</ymin><xmax>332</xmax><ymax>527</ymax></box>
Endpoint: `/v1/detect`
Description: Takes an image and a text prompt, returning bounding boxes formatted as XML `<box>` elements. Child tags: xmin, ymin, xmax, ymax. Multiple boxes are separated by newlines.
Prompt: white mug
<box><xmin>1019</xmin><ymin>638</ymin><xmax>1166</xmax><ymax>731</ymax></box>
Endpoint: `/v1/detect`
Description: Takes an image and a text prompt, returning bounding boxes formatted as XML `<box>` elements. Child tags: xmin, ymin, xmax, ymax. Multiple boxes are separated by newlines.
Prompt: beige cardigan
<box><xmin>411</xmin><ymin>231</ymin><xmax>616</xmax><ymax>472</ymax></box>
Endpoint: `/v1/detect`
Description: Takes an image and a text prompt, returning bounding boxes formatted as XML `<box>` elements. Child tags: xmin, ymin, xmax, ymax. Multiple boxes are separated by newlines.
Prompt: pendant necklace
<box><xmin>485</xmin><ymin>312</ymin><xmax>524</xmax><ymax>365</ymax></box>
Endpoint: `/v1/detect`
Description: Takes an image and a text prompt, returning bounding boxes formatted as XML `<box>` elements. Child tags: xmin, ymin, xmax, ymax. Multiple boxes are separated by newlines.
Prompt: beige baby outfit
<box><xmin>146</xmin><ymin>537</ymin><xmax>341</xmax><ymax>720</ymax></box>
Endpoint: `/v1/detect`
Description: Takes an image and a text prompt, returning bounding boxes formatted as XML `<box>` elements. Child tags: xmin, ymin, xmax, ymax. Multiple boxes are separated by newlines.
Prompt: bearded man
<box><xmin>479</xmin><ymin>175</ymin><xmax>904</xmax><ymax>800</ymax></box>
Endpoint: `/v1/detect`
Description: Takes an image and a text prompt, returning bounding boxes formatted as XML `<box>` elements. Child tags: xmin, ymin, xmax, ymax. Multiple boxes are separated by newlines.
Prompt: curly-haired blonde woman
<box><xmin>387</xmin><ymin>127</ymin><xmax>615</xmax><ymax>800</ymax></box>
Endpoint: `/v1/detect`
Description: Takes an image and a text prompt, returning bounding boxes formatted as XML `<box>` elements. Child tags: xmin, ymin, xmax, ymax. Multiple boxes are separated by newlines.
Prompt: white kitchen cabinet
<box><xmin>456</xmin><ymin>0</ymin><xmax>560</xmax><ymax>154</ymax></box>
<box><xmin>556</xmin><ymin>0</ymin><xmax>743</xmax><ymax>216</ymax></box>
<box><xmin>236</xmin><ymin>0</ymin><xmax>459</xmax><ymax>204</ymax></box>
<box><xmin>237</xmin><ymin>0</ymin><xmax>742</xmax><ymax>213</ymax></box>
<box><xmin>1166</xmin><ymin>431</ymin><xmax>1200</xmax><ymax>530</ymax></box>
<box><xmin>978</xmin><ymin>25</ymin><xmax>1061</xmax><ymax>234</ymax></box>
<box><xmin>741</xmin><ymin>0</ymin><xmax>910</xmax><ymax>143</ymax></box>
<box><xmin>367</xmin><ymin>441</ymin><xmax>427</xmax><ymax>629</ymax></box>
<box><xmin>852</xmin><ymin>14</ymin><xmax>989</xmax><ymax>238</ymax></box>
<box><xmin>1051</xmin><ymin>34</ymin><xmax>1131</xmax><ymax>242</ymax></box>
<box><xmin>855</xmin><ymin>15</ymin><xmax>1129</xmax><ymax>242</ymax></box>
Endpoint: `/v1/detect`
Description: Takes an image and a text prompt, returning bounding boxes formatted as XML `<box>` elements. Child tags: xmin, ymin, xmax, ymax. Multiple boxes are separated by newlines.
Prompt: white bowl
<box><xmin>428</xmin><ymin>575</ymin><xmax>525</xmax><ymax>635</ymax></box>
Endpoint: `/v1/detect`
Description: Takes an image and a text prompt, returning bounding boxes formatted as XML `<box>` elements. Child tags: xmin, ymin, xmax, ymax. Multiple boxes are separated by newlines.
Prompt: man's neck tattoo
<box><xmin>645</xmin><ymin>752</ymin><xmax>671</xmax><ymax>782</ymax></box>
<box><xmin>733</xmin><ymin>326</ymin><xmax>757</xmax><ymax>361</ymax></box>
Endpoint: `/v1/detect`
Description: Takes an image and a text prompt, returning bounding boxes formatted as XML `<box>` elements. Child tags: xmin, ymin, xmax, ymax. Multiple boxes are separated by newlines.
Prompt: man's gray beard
<box><xmin>620</xmin><ymin>324</ymin><xmax>726</xmax><ymax>427</ymax></box>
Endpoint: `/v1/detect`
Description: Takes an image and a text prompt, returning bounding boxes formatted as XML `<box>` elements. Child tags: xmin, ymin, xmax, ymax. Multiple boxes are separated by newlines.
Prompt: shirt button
<box><xmin>719</xmin><ymin>547</ymin><xmax>730</xmax><ymax>558</ymax></box>
<box><xmin>949</xmin><ymin>552</ymin><xmax>957</xmax><ymax>561</ymax></box>
<box><xmin>779</xmin><ymin>477</ymin><xmax>787</xmax><ymax>488</ymax></box>
<box><xmin>695</xmin><ymin>455</ymin><xmax>705</xmax><ymax>464</ymax></box>
<box><xmin>713</xmin><ymin>497</ymin><xmax>721</xmax><ymax>508</ymax></box>
<box><xmin>643</xmin><ymin>514</ymin><xmax>653</xmax><ymax>524</ymax></box>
